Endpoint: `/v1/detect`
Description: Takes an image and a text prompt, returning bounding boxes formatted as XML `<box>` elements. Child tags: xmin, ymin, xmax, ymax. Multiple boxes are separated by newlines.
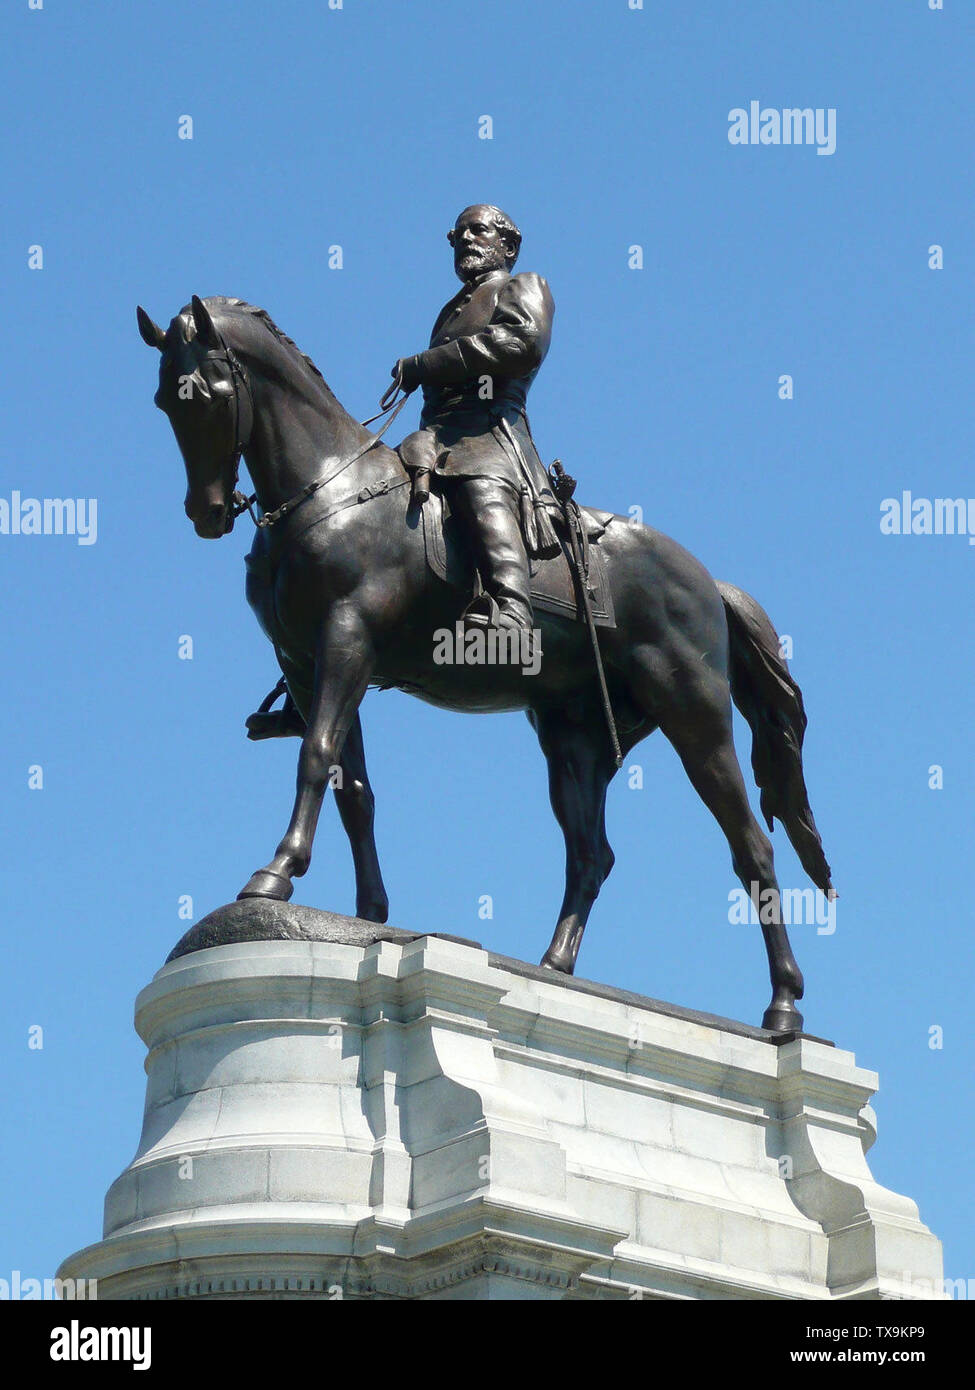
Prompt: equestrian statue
<box><xmin>136</xmin><ymin>204</ymin><xmax>834</xmax><ymax>1034</ymax></box>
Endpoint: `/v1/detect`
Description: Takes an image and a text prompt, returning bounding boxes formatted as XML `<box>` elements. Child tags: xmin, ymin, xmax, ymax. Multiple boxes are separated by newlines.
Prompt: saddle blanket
<box><xmin>419</xmin><ymin>488</ymin><xmax>617</xmax><ymax>629</ymax></box>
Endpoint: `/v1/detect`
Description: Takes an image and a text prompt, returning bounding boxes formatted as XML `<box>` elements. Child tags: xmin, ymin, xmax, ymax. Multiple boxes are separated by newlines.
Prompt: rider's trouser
<box><xmin>449</xmin><ymin>475</ymin><xmax>534</xmax><ymax>630</ymax></box>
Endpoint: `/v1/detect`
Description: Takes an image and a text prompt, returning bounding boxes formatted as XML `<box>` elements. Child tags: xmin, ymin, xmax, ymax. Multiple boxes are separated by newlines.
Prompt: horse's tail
<box><xmin>717</xmin><ymin>581</ymin><xmax>834</xmax><ymax>895</ymax></box>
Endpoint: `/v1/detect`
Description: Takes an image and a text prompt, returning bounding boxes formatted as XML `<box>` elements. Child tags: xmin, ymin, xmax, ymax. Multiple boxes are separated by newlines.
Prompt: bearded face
<box><xmin>449</xmin><ymin>206</ymin><xmax>516</xmax><ymax>283</ymax></box>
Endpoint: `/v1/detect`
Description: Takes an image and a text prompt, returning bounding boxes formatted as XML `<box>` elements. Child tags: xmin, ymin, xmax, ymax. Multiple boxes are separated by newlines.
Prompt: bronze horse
<box><xmin>137</xmin><ymin>295</ymin><xmax>833</xmax><ymax>1034</ymax></box>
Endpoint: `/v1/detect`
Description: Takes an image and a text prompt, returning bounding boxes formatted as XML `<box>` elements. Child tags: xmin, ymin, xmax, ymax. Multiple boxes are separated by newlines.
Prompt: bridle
<box><xmin>196</xmin><ymin>344</ymin><xmax>253</xmax><ymax>526</ymax></box>
<box><xmin>201</xmin><ymin>338</ymin><xmax>412</xmax><ymax>532</ymax></box>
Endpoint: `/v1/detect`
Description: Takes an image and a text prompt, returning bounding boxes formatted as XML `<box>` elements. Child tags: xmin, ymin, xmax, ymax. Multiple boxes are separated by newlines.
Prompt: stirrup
<box><xmin>463</xmin><ymin>592</ymin><xmax>501</xmax><ymax>628</ymax></box>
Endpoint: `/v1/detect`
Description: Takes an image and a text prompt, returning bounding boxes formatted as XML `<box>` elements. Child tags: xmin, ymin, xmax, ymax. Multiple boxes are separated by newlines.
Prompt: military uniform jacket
<box><xmin>402</xmin><ymin>268</ymin><xmax>555</xmax><ymax>492</ymax></box>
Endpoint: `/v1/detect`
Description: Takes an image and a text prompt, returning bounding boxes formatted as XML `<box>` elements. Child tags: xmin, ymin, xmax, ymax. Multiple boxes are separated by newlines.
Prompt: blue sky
<box><xmin>2</xmin><ymin>0</ymin><xmax>972</xmax><ymax>1290</ymax></box>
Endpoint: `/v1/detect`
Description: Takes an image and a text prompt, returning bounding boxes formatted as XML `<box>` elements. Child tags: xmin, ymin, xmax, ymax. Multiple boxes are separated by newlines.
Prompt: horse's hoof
<box><xmin>356</xmin><ymin>899</ymin><xmax>389</xmax><ymax>925</ymax></box>
<box><xmin>237</xmin><ymin>870</ymin><xmax>294</xmax><ymax>902</ymax></box>
<box><xmin>540</xmin><ymin>952</ymin><xmax>574</xmax><ymax>975</ymax></box>
<box><xmin>762</xmin><ymin>1001</ymin><xmax>804</xmax><ymax>1035</ymax></box>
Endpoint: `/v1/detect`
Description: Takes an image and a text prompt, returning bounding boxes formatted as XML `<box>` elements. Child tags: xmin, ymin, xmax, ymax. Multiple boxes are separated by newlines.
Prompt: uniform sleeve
<box><xmin>411</xmin><ymin>273</ymin><xmax>554</xmax><ymax>385</ymax></box>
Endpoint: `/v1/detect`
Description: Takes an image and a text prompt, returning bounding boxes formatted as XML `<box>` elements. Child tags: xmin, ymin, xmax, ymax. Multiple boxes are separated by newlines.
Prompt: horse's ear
<box><xmin>137</xmin><ymin>305</ymin><xmax>166</xmax><ymax>351</ymax></box>
<box><xmin>191</xmin><ymin>295</ymin><xmax>220</xmax><ymax>349</ymax></box>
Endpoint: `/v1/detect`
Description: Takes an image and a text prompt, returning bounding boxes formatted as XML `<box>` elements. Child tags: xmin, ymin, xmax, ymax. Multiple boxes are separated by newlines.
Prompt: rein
<box><xmin>226</xmin><ymin>360</ymin><xmax>412</xmax><ymax>531</ymax></box>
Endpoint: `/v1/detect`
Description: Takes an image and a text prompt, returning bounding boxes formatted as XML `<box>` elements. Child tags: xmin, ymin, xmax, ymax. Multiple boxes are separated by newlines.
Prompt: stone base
<box><xmin>60</xmin><ymin>907</ymin><xmax>944</xmax><ymax>1300</ymax></box>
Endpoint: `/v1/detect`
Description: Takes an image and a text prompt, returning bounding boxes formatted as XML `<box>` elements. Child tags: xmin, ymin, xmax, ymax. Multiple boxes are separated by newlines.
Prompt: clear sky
<box><xmin>2</xmin><ymin>0</ymin><xmax>972</xmax><ymax>1292</ymax></box>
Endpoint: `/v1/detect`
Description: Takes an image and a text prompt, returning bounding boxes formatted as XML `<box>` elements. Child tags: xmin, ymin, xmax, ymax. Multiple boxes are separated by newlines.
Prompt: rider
<box><xmin>247</xmin><ymin>204</ymin><xmax>559</xmax><ymax>739</ymax></box>
<box><xmin>395</xmin><ymin>203</ymin><xmax>561</xmax><ymax>632</ymax></box>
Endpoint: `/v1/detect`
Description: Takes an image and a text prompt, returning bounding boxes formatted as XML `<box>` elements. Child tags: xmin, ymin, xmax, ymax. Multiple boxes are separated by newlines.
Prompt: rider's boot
<box><xmin>245</xmin><ymin>686</ymin><xmax>306</xmax><ymax>740</ymax></box>
<box><xmin>453</xmin><ymin>476</ymin><xmax>538</xmax><ymax>660</ymax></box>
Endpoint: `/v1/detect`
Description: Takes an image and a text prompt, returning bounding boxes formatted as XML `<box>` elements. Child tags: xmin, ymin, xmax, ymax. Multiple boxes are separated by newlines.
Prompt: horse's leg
<box><xmin>656</xmin><ymin>675</ymin><xmax>805</xmax><ymax>1034</ymax></box>
<box><xmin>530</xmin><ymin>706</ymin><xmax>618</xmax><ymax>974</ymax></box>
<box><xmin>333</xmin><ymin>712</ymin><xmax>389</xmax><ymax>924</ymax></box>
<box><xmin>242</xmin><ymin>650</ymin><xmax>386</xmax><ymax>917</ymax></box>
<box><xmin>239</xmin><ymin>614</ymin><xmax>373</xmax><ymax>902</ymax></box>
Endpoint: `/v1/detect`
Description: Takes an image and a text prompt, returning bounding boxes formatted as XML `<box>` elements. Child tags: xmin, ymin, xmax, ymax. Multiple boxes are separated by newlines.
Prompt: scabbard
<box><xmin>564</xmin><ymin>500</ymin><xmax>623</xmax><ymax>768</ymax></box>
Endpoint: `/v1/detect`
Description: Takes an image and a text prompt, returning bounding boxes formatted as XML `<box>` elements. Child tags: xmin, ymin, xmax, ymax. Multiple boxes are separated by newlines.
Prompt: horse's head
<box><xmin>137</xmin><ymin>296</ymin><xmax>253</xmax><ymax>538</ymax></box>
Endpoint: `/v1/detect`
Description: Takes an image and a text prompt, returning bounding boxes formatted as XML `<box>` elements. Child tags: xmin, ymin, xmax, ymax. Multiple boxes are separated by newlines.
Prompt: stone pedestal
<box><xmin>60</xmin><ymin>910</ymin><xmax>944</xmax><ymax>1300</ymax></box>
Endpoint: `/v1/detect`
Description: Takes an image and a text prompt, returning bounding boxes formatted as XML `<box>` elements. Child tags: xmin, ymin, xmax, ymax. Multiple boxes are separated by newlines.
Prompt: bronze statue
<box><xmin>137</xmin><ymin>211</ymin><xmax>834</xmax><ymax>1035</ymax></box>
<box><xmin>395</xmin><ymin>205</ymin><xmax>560</xmax><ymax>636</ymax></box>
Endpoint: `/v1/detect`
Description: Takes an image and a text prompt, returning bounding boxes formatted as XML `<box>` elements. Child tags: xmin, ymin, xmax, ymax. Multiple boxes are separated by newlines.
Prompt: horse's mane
<box><xmin>193</xmin><ymin>295</ymin><xmax>329</xmax><ymax>388</ymax></box>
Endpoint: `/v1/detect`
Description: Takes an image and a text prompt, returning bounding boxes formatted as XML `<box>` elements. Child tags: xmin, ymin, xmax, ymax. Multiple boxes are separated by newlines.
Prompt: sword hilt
<box><xmin>548</xmin><ymin>459</ymin><xmax>577</xmax><ymax>505</ymax></box>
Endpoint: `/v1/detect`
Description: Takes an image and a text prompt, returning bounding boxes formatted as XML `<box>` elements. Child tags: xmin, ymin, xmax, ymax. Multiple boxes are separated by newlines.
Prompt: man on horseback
<box><xmin>246</xmin><ymin>204</ymin><xmax>561</xmax><ymax>740</ymax></box>
<box><xmin>394</xmin><ymin>204</ymin><xmax>561</xmax><ymax>634</ymax></box>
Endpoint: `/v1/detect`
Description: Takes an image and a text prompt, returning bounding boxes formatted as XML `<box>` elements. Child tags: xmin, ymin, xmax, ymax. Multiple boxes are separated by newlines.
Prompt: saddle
<box><xmin>417</xmin><ymin>478</ymin><xmax>618</xmax><ymax>629</ymax></box>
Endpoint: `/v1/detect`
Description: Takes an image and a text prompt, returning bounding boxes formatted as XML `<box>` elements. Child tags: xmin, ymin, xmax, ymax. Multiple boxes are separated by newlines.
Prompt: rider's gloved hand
<box><xmin>391</xmin><ymin>356</ymin><xmax>423</xmax><ymax>393</ymax></box>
